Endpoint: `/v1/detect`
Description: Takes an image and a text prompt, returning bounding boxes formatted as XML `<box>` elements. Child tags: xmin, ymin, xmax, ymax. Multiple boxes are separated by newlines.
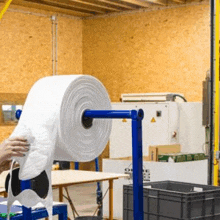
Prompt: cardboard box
<box><xmin>149</xmin><ymin>144</ymin><xmax>181</xmax><ymax>161</ymax></box>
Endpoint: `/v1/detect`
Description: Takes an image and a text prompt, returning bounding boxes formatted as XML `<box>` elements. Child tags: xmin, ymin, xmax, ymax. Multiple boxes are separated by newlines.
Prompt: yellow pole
<box><xmin>213</xmin><ymin>0</ymin><xmax>219</xmax><ymax>186</ymax></box>
<box><xmin>0</xmin><ymin>0</ymin><xmax>13</xmax><ymax>21</ymax></box>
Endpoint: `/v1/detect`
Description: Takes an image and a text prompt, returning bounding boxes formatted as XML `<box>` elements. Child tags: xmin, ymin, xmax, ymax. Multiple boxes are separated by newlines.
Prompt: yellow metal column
<box><xmin>0</xmin><ymin>0</ymin><xmax>13</xmax><ymax>21</ymax></box>
<box><xmin>214</xmin><ymin>0</ymin><xmax>219</xmax><ymax>186</ymax></box>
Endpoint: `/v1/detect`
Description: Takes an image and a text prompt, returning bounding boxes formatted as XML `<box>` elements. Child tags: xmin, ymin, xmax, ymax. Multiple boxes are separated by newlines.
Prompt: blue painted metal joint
<box><xmin>131</xmin><ymin>109</ymin><xmax>144</xmax><ymax>121</ymax></box>
<box><xmin>20</xmin><ymin>180</ymin><xmax>31</xmax><ymax>191</ymax></box>
<box><xmin>15</xmin><ymin>110</ymin><xmax>22</xmax><ymax>120</ymax></box>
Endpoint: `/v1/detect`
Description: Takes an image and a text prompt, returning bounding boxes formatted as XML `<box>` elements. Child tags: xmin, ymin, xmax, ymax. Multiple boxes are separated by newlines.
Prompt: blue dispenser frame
<box><xmin>18</xmin><ymin>109</ymin><xmax>144</xmax><ymax>220</ymax></box>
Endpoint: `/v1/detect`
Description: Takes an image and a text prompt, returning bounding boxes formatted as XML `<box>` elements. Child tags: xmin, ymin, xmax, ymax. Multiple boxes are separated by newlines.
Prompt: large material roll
<box><xmin>7</xmin><ymin>75</ymin><xmax>112</xmax><ymax>219</ymax></box>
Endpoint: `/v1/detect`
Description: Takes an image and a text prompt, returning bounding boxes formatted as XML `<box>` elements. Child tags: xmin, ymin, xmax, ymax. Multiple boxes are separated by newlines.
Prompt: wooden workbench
<box><xmin>0</xmin><ymin>170</ymin><xmax>128</xmax><ymax>220</ymax></box>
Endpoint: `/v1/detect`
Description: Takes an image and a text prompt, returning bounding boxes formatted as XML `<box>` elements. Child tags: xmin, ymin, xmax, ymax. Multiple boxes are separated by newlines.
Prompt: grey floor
<box><xmin>53</xmin><ymin>182</ymin><xmax>98</xmax><ymax>220</ymax></box>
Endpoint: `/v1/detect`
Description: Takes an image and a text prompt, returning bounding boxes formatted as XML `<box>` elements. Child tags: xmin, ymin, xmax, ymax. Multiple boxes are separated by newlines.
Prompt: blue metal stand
<box><xmin>83</xmin><ymin>109</ymin><xmax>144</xmax><ymax>220</ymax></box>
<box><xmin>20</xmin><ymin>180</ymin><xmax>32</xmax><ymax>220</ymax></box>
<box><xmin>74</xmin><ymin>162</ymin><xmax>79</xmax><ymax>170</ymax></box>
<box><xmin>16</xmin><ymin>109</ymin><xmax>144</xmax><ymax>220</ymax></box>
<box><xmin>94</xmin><ymin>157</ymin><xmax>102</xmax><ymax>218</ymax></box>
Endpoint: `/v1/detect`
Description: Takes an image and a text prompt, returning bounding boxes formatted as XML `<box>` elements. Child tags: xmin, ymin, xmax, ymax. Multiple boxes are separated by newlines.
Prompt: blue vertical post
<box><xmin>95</xmin><ymin>157</ymin><xmax>102</xmax><ymax>218</ymax></box>
<box><xmin>16</xmin><ymin>111</ymin><xmax>32</xmax><ymax>220</ymax></box>
<box><xmin>21</xmin><ymin>180</ymin><xmax>32</xmax><ymax>220</ymax></box>
<box><xmin>95</xmin><ymin>157</ymin><xmax>101</xmax><ymax>191</ymax></box>
<box><xmin>131</xmin><ymin>110</ymin><xmax>144</xmax><ymax>220</ymax></box>
<box><xmin>83</xmin><ymin>109</ymin><xmax>144</xmax><ymax>220</ymax></box>
<box><xmin>75</xmin><ymin>162</ymin><xmax>79</xmax><ymax>170</ymax></box>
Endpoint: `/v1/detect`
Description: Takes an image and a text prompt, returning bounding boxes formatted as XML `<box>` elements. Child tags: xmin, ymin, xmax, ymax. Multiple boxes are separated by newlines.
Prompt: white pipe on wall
<box><xmin>55</xmin><ymin>16</ymin><xmax>58</xmax><ymax>75</ymax></box>
<box><xmin>51</xmin><ymin>15</ymin><xmax>58</xmax><ymax>76</ymax></box>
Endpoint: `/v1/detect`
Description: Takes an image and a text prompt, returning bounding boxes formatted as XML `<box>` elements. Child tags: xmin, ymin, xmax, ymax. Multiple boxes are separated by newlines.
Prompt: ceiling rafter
<box><xmin>68</xmin><ymin>0</ymin><xmax>121</xmax><ymax>12</ymax></box>
<box><xmin>23</xmin><ymin>0</ymin><xmax>99</xmax><ymax>14</ymax></box>
<box><xmin>36</xmin><ymin>0</ymin><xmax>106</xmax><ymax>14</ymax></box>
<box><xmin>82</xmin><ymin>0</ymin><xmax>134</xmax><ymax>10</ymax></box>
<box><xmin>96</xmin><ymin>0</ymin><xmax>136</xmax><ymax>9</ymax></box>
<box><xmin>116</xmin><ymin>0</ymin><xmax>154</xmax><ymax>7</ymax></box>
<box><xmin>134</xmin><ymin>0</ymin><xmax>167</xmax><ymax>5</ymax></box>
<box><xmin>49</xmin><ymin>0</ymin><xmax>108</xmax><ymax>13</ymax></box>
<box><xmin>0</xmin><ymin>0</ymin><xmax>203</xmax><ymax>18</ymax></box>
<box><xmin>11</xmin><ymin>0</ymin><xmax>93</xmax><ymax>16</ymax></box>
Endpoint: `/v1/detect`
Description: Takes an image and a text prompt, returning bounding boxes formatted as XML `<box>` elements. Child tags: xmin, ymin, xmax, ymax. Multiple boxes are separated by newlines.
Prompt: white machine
<box><xmin>110</xmin><ymin>101</ymin><xmax>205</xmax><ymax>158</ymax></box>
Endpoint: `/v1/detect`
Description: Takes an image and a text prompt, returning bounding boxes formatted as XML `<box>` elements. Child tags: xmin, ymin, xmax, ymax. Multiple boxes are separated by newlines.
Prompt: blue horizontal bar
<box><xmin>84</xmin><ymin>110</ymin><xmax>133</xmax><ymax>118</ymax></box>
<box><xmin>84</xmin><ymin>110</ymin><xmax>144</xmax><ymax>120</ymax></box>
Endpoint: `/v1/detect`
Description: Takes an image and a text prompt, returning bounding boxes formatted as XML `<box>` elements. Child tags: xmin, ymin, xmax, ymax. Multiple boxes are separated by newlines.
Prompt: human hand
<box><xmin>0</xmin><ymin>137</ymin><xmax>30</xmax><ymax>164</ymax></box>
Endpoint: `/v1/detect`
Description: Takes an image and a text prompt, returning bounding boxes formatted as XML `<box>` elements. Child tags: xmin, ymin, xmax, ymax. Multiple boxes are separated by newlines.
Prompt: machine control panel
<box><xmin>124</xmin><ymin>168</ymin><xmax>150</xmax><ymax>182</ymax></box>
<box><xmin>156</xmin><ymin>111</ymin><xmax>162</xmax><ymax>117</ymax></box>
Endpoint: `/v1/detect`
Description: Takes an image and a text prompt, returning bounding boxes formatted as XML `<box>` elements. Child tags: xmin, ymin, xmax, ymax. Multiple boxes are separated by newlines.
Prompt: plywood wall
<box><xmin>0</xmin><ymin>12</ymin><xmax>52</xmax><ymax>94</ymax></box>
<box><xmin>83</xmin><ymin>4</ymin><xmax>210</xmax><ymax>103</ymax></box>
<box><xmin>0</xmin><ymin>9</ymin><xmax>82</xmax><ymax>143</ymax></box>
<box><xmin>58</xmin><ymin>17</ymin><xmax>82</xmax><ymax>75</ymax></box>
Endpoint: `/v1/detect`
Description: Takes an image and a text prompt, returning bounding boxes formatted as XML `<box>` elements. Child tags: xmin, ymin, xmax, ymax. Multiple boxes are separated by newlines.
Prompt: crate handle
<box><xmin>194</xmin><ymin>187</ymin><xmax>203</xmax><ymax>192</ymax></box>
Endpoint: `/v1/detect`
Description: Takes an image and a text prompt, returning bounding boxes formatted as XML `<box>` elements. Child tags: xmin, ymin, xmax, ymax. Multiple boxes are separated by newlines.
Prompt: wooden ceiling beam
<box><xmin>83</xmin><ymin>0</ymin><xmax>133</xmax><ymax>10</ymax></box>
<box><xmin>68</xmin><ymin>0</ymin><xmax>121</xmax><ymax>12</ymax></box>
<box><xmin>170</xmin><ymin>0</ymin><xmax>185</xmax><ymax>2</ymax></box>
<box><xmin>136</xmin><ymin>0</ymin><xmax>167</xmax><ymax>5</ymax></box>
<box><xmin>103</xmin><ymin>0</ymin><xmax>141</xmax><ymax>9</ymax></box>
<box><xmin>49</xmin><ymin>0</ymin><xmax>109</xmax><ymax>13</ymax></box>
<box><xmin>113</xmin><ymin>0</ymin><xmax>153</xmax><ymax>7</ymax></box>
<box><xmin>23</xmin><ymin>0</ymin><xmax>98</xmax><ymax>14</ymax></box>
<box><xmin>36</xmin><ymin>0</ymin><xmax>105</xmax><ymax>14</ymax></box>
<box><xmin>11</xmin><ymin>0</ymin><xmax>93</xmax><ymax>16</ymax></box>
<box><xmin>94</xmin><ymin>0</ymin><xmax>135</xmax><ymax>9</ymax></box>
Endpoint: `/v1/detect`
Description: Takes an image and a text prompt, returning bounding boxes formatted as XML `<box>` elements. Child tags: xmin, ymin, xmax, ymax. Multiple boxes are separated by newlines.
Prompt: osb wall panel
<box><xmin>0</xmin><ymin>126</ymin><xmax>15</xmax><ymax>143</ymax></box>
<box><xmin>0</xmin><ymin>12</ymin><xmax>52</xmax><ymax>94</ymax></box>
<box><xmin>58</xmin><ymin>17</ymin><xmax>82</xmax><ymax>75</ymax></box>
<box><xmin>0</xmin><ymin>10</ymin><xmax>52</xmax><ymax>143</ymax></box>
<box><xmin>83</xmin><ymin>4</ymin><xmax>210</xmax><ymax>103</ymax></box>
<box><xmin>0</xmin><ymin>10</ymin><xmax>83</xmax><ymax>148</ymax></box>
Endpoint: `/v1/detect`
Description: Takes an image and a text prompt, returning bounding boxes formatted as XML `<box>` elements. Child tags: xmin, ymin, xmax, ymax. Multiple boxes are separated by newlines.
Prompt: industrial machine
<box><xmin>110</xmin><ymin>93</ymin><xmax>206</xmax><ymax>158</ymax></box>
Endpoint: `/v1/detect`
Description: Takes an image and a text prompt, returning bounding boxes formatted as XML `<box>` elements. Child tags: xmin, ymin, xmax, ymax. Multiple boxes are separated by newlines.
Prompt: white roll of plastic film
<box><xmin>7</xmin><ymin>75</ymin><xmax>112</xmax><ymax>220</ymax></box>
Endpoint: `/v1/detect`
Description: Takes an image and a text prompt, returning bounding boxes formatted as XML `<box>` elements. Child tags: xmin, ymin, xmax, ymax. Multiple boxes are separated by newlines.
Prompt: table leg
<box><xmin>59</xmin><ymin>186</ymin><xmax>63</xmax><ymax>202</ymax></box>
<box><xmin>70</xmin><ymin>162</ymin><xmax>74</xmax><ymax>170</ymax></box>
<box><xmin>109</xmin><ymin>179</ymin><xmax>113</xmax><ymax>220</ymax></box>
<box><xmin>3</xmin><ymin>192</ymin><xmax>7</xmax><ymax>198</ymax></box>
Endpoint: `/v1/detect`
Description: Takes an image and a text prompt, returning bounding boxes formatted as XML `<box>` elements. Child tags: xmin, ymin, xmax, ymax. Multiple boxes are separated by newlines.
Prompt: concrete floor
<box><xmin>53</xmin><ymin>182</ymin><xmax>99</xmax><ymax>220</ymax></box>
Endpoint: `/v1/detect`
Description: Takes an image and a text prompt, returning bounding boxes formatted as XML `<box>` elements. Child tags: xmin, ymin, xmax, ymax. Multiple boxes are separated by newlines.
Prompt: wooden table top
<box><xmin>0</xmin><ymin>170</ymin><xmax>129</xmax><ymax>191</ymax></box>
<box><xmin>52</xmin><ymin>170</ymin><xmax>129</xmax><ymax>187</ymax></box>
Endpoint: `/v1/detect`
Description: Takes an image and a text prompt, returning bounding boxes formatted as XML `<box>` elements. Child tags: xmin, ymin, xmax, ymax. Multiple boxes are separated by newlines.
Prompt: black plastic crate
<box><xmin>123</xmin><ymin>181</ymin><xmax>220</xmax><ymax>220</ymax></box>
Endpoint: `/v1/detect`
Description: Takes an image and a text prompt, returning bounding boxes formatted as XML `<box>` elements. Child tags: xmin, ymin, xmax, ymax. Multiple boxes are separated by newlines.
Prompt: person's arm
<box><xmin>0</xmin><ymin>137</ymin><xmax>29</xmax><ymax>165</ymax></box>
